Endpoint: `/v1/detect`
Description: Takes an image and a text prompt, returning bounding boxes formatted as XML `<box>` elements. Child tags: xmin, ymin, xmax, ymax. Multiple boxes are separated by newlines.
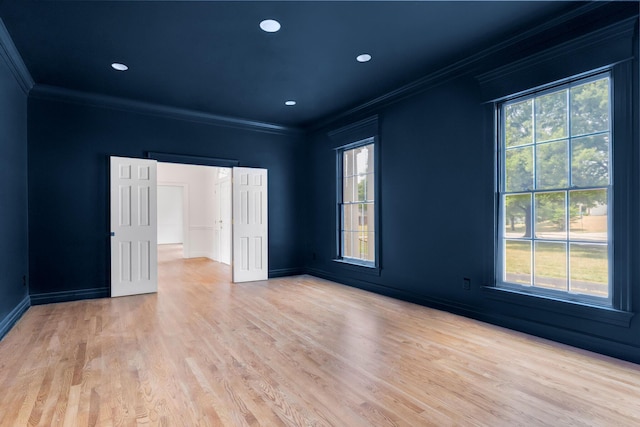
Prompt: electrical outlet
<box><xmin>463</xmin><ymin>278</ymin><xmax>471</xmax><ymax>290</ymax></box>
<box><xmin>22</xmin><ymin>275</ymin><xmax>26</xmax><ymax>287</ymax></box>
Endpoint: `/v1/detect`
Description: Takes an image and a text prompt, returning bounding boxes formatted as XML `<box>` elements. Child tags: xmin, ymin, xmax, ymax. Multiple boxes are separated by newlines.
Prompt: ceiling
<box><xmin>0</xmin><ymin>1</ymin><xmax>582</xmax><ymax>128</ymax></box>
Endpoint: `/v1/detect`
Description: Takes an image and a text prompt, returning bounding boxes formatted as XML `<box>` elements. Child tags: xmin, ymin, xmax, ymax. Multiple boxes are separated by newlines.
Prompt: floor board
<box><xmin>0</xmin><ymin>244</ymin><xmax>638</xmax><ymax>426</ymax></box>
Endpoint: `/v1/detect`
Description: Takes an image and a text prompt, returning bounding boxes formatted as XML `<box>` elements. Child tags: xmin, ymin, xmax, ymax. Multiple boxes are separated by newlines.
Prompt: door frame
<box><xmin>142</xmin><ymin>152</ymin><xmax>269</xmax><ymax>285</ymax></box>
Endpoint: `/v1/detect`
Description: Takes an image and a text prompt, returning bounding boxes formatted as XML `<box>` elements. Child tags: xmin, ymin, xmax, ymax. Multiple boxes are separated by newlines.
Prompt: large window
<box><xmin>498</xmin><ymin>73</ymin><xmax>611</xmax><ymax>304</ymax></box>
<box><xmin>338</xmin><ymin>139</ymin><xmax>375</xmax><ymax>265</ymax></box>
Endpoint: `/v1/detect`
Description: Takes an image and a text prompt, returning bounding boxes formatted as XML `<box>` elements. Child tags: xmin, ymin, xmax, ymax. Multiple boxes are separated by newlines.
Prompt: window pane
<box><xmin>534</xmin><ymin>242</ymin><xmax>567</xmax><ymax>291</ymax></box>
<box><xmin>354</xmin><ymin>231</ymin><xmax>368</xmax><ymax>259</ymax></box>
<box><xmin>571</xmin><ymin>78</ymin><xmax>609</xmax><ymax>136</ymax></box>
<box><xmin>341</xmin><ymin>205</ymin><xmax>347</xmax><ymax>231</ymax></box>
<box><xmin>364</xmin><ymin>203</ymin><xmax>376</xmax><ymax>232</ymax></box>
<box><xmin>354</xmin><ymin>145</ymin><xmax>371</xmax><ymax>177</ymax></box>
<box><xmin>353</xmin><ymin>232</ymin><xmax>366</xmax><ymax>259</ymax></box>
<box><xmin>365</xmin><ymin>232</ymin><xmax>375</xmax><ymax>262</ymax></box>
<box><xmin>366</xmin><ymin>145</ymin><xmax>374</xmax><ymax>174</ymax></box>
<box><xmin>356</xmin><ymin>175</ymin><xmax>366</xmax><ymax>202</ymax></box>
<box><xmin>504</xmin><ymin>99</ymin><xmax>533</xmax><ymax>147</ymax></box>
<box><xmin>535</xmin><ymin>192</ymin><xmax>566</xmax><ymax>240</ymax></box>
<box><xmin>342</xmin><ymin>231</ymin><xmax>353</xmax><ymax>259</ymax></box>
<box><xmin>505</xmin><ymin>146</ymin><xmax>533</xmax><ymax>192</ymax></box>
<box><xmin>357</xmin><ymin>203</ymin><xmax>365</xmax><ymax>230</ymax></box>
<box><xmin>364</xmin><ymin>202</ymin><xmax>375</xmax><ymax>234</ymax></box>
<box><xmin>365</xmin><ymin>172</ymin><xmax>374</xmax><ymax>202</ymax></box>
<box><xmin>343</xmin><ymin>176</ymin><xmax>356</xmax><ymax>203</ymax></box>
<box><xmin>343</xmin><ymin>205</ymin><xmax>359</xmax><ymax>233</ymax></box>
<box><xmin>569</xmin><ymin>189</ymin><xmax>608</xmax><ymax>242</ymax></box>
<box><xmin>504</xmin><ymin>194</ymin><xmax>532</xmax><ymax>238</ymax></box>
<box><xmin>344</xmin><ymin>149</ymin><xmax>355</xmax><ymax>177</ymax></box>
<box><xmin>571</xmin><ymin>134</ymin><xmax>609</xmax><ymax>187</ymax></box>
<box><xmin>569</xmin><ymin>243</ymin><xmax>608</xmax><ymax>297</ymax></box>
<box><xmin>536</xmin><ymin>140</ymin><xmax>568</xmax><ymax>189</ymax></box>
<box><xmin>535</xmin><ymin>90</ymin><xmax>567</xmax><ymax>142</ymax></box>
<box><xmin>505</xmin><ymin>240</ymin><xmax>531</xmax><ymax>285</ymax></box>
<box><xmin>351</xmin><ymin>232</ymin><xmax>360</xmax><ymax>260</ymax></box>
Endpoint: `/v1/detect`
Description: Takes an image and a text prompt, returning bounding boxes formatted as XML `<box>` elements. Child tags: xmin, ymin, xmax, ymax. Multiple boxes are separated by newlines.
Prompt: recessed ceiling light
<box><xmin>285</xmin><ymin>100</ymin><xmax>296</xmax><ymax>106</ymax></box>
<box><xmin>260</xmin><ymin>19</ymin><xmax>281</xmax><ymax>33</ymax></box>
<box><xmin>111</xmin><ymin>62</ymin><xmax>128</xmax><ymax>71</ymax></box>
<box><xmin>356</xmin><ymin>54</ymin><xmax>372</xmax><ymax>63</ymax></box>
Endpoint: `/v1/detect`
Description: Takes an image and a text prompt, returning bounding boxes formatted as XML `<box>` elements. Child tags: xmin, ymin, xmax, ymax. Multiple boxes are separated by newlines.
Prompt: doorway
<box><xmin>110</xmin><ymin>155</ymin><xmax>268</xmax><ymax>297</ymax></box>
<box><xmin>157</xmin><ymin>162</ymin><xmax>232</xmax><ymax>271</ymax></box>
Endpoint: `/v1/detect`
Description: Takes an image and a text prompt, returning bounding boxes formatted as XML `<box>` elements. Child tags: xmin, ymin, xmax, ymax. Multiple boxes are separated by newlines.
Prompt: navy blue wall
<box><xmin>0</xmin><ymin>49</ymin><xmax>29</xmax><ymax>337</ymax></box>
<box><xmin>306</xmin><ymin>76</ymin><xmax>502</xmax><ymax>320</ymax></box>
<box><xmin>7</xmin><ymin>1</ymin><xmax>639</xmax><ymax>365</ymax></box>
<box><xmin>305</xmin><ymin>7</ymin><xmax>640</xmax><ymax>363</ymax></box>
<box><xmin>27</xmin><ymin>98</ymin><xmax>305</xmax><ymax>301</ymax></box>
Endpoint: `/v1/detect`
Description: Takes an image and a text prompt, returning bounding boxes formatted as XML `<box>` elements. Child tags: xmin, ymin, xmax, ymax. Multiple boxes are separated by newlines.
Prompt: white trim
<box><xmin>188</xmin><ymin>251</ymin><xmax>216</xmax><ymax>259</ymax></box>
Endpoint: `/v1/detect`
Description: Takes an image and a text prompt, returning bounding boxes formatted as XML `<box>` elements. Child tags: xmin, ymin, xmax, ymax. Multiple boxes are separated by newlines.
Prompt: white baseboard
<box><xmin>187</xmin><ymin>251</ymin><xmax>216</xmax><ymax>260</ymax></box>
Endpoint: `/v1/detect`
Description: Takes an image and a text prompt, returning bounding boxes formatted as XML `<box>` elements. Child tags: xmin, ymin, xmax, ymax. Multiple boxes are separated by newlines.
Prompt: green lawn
<box><xmin>505</xmin><ymin>241</ymin><xmax>607</xmax><ymax>284</ymax></box>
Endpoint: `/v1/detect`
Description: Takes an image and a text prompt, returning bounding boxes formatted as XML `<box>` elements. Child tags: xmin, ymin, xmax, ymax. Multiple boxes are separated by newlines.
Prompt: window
<box><xmin>338</xmin><ymin>139</ymin><xmax>376</xmax><ymax>265</ymax></box>
<box><xmin>498</xmin><ymin>73</ymin><xmax>611</xmax><ymax>304</ymax></box>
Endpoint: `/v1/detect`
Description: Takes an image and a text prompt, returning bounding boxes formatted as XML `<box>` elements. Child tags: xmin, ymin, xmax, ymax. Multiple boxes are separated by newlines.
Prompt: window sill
<box><xmin>332</xmin><ymin>258</ymin><xmax>381</xmax><ymax>276</ymax></box>
<box><xmin>483</xmin><ymin>285</ymin><xmax>634</xmax><ymax>327</ymax></box>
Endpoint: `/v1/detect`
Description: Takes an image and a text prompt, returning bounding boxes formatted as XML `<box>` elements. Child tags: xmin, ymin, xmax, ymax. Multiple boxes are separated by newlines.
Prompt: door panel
<box><xmin>232</xmin><ymin>167</ymin><xmax>267</xmax><ymax>282</ymax></box>
<box><xmin>110</xmin><ymin>156</ymin><xmax>158</xmax><ymax>297</ymax></box>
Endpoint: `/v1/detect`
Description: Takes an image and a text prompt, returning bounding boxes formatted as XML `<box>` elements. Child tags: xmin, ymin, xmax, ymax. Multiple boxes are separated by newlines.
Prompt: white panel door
<box><xmin>232</xmin><ymin>167</ymin><xmax>268</xmax><ymax>282</ymax></box>
<box><xmin>110</xmin><ymin>156</ymin><xmax>158</xmax><ymax>297</ymax></box>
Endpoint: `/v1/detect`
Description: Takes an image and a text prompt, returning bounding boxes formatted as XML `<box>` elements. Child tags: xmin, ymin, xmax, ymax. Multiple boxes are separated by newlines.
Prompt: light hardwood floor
<box><xmin>1</xmin><ymin>244</ymin><xmax>639</xmax><ymax>426</ymax></box>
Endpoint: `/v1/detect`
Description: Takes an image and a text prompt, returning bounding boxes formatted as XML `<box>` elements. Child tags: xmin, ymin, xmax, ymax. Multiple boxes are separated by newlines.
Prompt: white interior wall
<box><xmin>157</xmin><ymin>185</ymin><xmax>184</xmax><ymax>244</ymax></box>
<box><xmin>210</xmin><ymin>169</ymin><xmax>220</xmax><ymax>261</ymax></box>
<box><xmin>157</xmin><ymin>162</ymin><xmax>216</xmax><ymax>260</ymax></box>
<box><xmin>214</xmin><ymin>172</ymin><xmax>232</xmax><ymax>265</ymax></box>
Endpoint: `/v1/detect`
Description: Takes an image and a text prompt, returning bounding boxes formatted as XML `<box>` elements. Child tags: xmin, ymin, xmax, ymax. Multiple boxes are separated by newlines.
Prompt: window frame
<box><xmin>328</xmin><ymin>116</ymin><xmax>381</xmax><ymax>274</ymax></box>
<box><xmin>335</xmin><ymin>137</ymin><xmax>378</xmax><ymax>268</ymax></box>
<box><xmin>495</xmin><ymin>69</ymin><xmax>619</xmax><ymax>308</ymax></box>
<box><xmin>476</xmin><ymin>16</ymin><xmax>635</xmax><ymax>328</ymax></box>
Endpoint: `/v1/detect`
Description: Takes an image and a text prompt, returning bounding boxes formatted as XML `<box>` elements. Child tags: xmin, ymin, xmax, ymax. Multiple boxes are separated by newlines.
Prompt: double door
<box><xmin>110</xmin><ymin>157</ymin><xmax>268</xmax><ymax>297</ymax></box>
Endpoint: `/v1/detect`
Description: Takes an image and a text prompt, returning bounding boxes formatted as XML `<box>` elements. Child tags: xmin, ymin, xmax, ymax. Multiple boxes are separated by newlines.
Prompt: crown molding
<box><xmin>29</xmin><ymin>84</ymin><xmax>303</xmax><ymax>136</ymax></box>
<box><xmin>0</xmin><ymin>18</ymin><xmax>34</xmax><ymax>94</ymax></box>
<box><xmin>309</xmin><ymin>2</ymin><xmax>623</xmax><ymax>131</ymax></box>
<box><xmin>328</xmin><ymin>115</ymin><xmax>378</xmax><ymax>145</ymax></box>
<box><xmin>476</xmin><ymin>16</ymin><xmax>637</xmax><ymax>89</ymax></box>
